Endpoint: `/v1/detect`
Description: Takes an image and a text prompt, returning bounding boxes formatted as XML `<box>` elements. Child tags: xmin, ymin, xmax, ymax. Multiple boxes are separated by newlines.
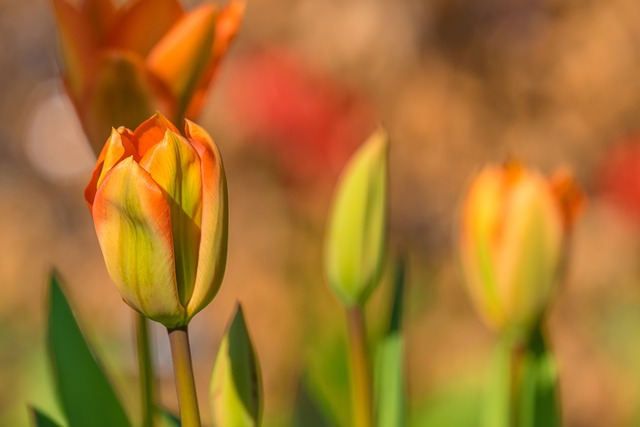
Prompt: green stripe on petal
<box><xmin>139</xmin><ymin>130</ymin><xmax>203</xmax><ymax>308</ymax></box>
<box><xmin>184</xmin><ymin>119</ymin><xmax>228</xmax><ymax>319</ymax></box>
<box><xmin>92</xmin><ymin>157</ymin><xmax>185</xmax><ymax>326</ymax></box>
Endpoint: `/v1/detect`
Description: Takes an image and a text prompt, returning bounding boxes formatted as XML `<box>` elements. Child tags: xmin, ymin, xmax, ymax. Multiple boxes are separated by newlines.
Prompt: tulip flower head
<box><xmin>85</xmin><ymin>113</ymin><xmax>228</xmax><ymax>328</ymax></box>
<box><xmin>52</xmin><ymin>0</ymin><xmax>244</xmax><ymax>154</ymax></box>
<box><xmin>458</xmin><ymin>162</ymin><xmax>583</xmax><ymax>336</ymax></box>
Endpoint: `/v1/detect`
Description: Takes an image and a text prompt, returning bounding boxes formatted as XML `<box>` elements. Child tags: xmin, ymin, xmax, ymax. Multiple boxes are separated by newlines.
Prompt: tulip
<box><xmin>324</xmin><ymin>128</ymin><xmax>388</xmax><ymax>308</ymax></box>
<box><xmin>84</xmin><ymin>112</ymin><xmax>228</xmax><ymax>328</ymax></box>
<box><xmin>52</xmin><ymin>0</ymin><xmax>244</xmax><ymax>155</ymax></box>
<box><xmin>458</xmin><ymin>162</ymin><xmax>583</xmax><ymax>336</ymax></box>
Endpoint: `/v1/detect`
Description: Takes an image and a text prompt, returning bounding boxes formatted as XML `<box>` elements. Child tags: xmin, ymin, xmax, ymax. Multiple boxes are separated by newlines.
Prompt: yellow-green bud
<box><xmin>325</xmin><ymin>128</ymin><xmax>389</xmax><ymax>307</ymax></box>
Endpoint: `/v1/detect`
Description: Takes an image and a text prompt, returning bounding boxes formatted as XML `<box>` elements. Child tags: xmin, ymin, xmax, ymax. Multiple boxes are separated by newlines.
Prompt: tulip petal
<box><xmin>185</xmin><ymin>0</ymin><xmax>245</xmax><ymax>118</ymax></box>
<box><xmin>184</xmin><ymin>120</ymin><xmax>227</xmax><ymax>318</ymax></box>
<box><xmin>140</xmin><ymin>130</ymin><xmax>203</xmax><ymax>307</ymax></box>
<box><xmin>146</xmin><ymin>2</ymin><xmax>217</xmax><ymax>119</ymax></box>
<box><xmin>84</xmin><ymin>127</ymin><xmax>137</xmax><ymax>209</ymax></box>
<box><xmin>92</xmin><ymin>157</ymin><xmax>184</xmax><ymax>326</ymax></box>
<box><xmin>108</xmin><ymin>0</ymin><xmax>184</xmax><ymax>56</ymax></box>
<box><xmin>459</xmin><ymin>167</ymin><xmax>505</xmax><ymax>328</ymax></box>
<box><xmin>496</xmin><ymin>176</ymin><xmax>562</xmax><ymax>330</ymax></box>
<box><xmin>51</xmin><ymin>0</ymin><xmax>97</xmax><ymax>98</ymax></box>
<box><xmin>132</xmin><ymin>111</ymin><xmax>181</xmax><ymax>156</ymax></box>
<box><xmin>82</xmin><ymin>52</ymin><xmax>173</xmax><ymax>155</ymax></box>
<box><xmin>80</xmin><ymin>0</ymin><xmax>115</xmax><ymax>42</ymax></box>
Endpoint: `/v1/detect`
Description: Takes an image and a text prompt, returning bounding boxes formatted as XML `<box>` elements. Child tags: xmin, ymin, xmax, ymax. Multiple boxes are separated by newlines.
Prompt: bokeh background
<box><xmin>3</xmin><ymin>0</ymin><xmax>640</xmax><ymax>425</ymax></box>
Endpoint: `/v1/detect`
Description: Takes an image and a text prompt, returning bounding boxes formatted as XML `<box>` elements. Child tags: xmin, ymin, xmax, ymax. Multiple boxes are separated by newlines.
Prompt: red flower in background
<box><xmin>598</xmin><ymin>135</ymin><xmax>640</xmax><ymax>221</ymax></box>
<box><xmin>224</xmin><ymin>49</ymin><xmax>376</xmax><ymax>184</ymax></box>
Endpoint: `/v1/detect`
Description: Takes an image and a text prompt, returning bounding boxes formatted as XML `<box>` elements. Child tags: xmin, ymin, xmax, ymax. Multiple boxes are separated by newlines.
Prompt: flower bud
<box><xmin>210</xmin><ymin>304</ymin><xmax>262</xmax><ymax>427</ymax></box>
<box><xmin>85</xmin><ymin>112</ymin><xmax>228</xmax><ymax>328</ymax></box>
<box><xmin>458</xmin><ymin>162</ymin><xmax>583</xmax><ymax>335</ymax></box>
<box><xmin>325</xmin><ymin>128</ymin><xmax>388</xmax><ymax>307</ymax></box>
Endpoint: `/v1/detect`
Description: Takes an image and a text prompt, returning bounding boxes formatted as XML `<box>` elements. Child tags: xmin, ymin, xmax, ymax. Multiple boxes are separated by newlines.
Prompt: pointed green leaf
<box><xmin>325</xmin><ymin>128</ymin><xmax>389</xmax><ymax>307</ymax></box>
<box><xmin>47</xmin><ymin>272</ymin><xmax>132</xmax><ymax>427</ymax></box>
<box><xmin>210</xmin><ymin>304</ymin><xmax>262</xmax><ymax>427</ymax></box>
<box><xmin>374</xmin><ymin>334</ymin><xmax>405</xmax><ymax>427</ymax></box>
<box><xmin>374</xmin><ymin>258</ymin><xmax>406</xmax><ymax>427</ymax></box>
<box><xmin>29</xmin><ymin>407</ymin><xmax>64</xmax><ymax>427</ymax></box>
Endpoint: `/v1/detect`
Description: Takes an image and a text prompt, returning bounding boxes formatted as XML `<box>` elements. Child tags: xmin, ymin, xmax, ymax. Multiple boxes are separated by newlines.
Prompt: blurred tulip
<box><xmin>210</xmin><ymin>304</ymin><xmax>262</xmax><ymax>427</ymax></box>
<box><xmin>325</xmin><ymin>128</ymin><xmax>388</xmax><ymax>308</ymax></box>
<box><xmin>52</xmin><ymin>0</ymin><xmax>244</xmax><ymax>155</ymax></box>
<box><xmin>84</xmin><ymin>112</ymin><xmax>228</xmax><ymax>328</ymax></box>
<box><xmin>598</xmin><ymin>135</ymin><xmax>640</xmax><ymax>222</ymax></box>
<box><xmin>458</xmin><ymin>162</ymin><xmax>583</xmax><ymax>335</ymax></box>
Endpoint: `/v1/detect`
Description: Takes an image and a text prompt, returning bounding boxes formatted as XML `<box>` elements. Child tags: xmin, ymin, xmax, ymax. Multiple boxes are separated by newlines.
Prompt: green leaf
<box><xmin>374</xmin><ymin>334</ymin><xmax>405</xmax><ymax>427</ymax></box>
<box><xmin>325</xmin><ymin>128</ymin><xmax>389</xmax><ymax>307</ymax></box>
<box><xmin>210</xmin><ymin>304</ymin><xmax>262</xmax><ymax>427</ymax></box>
<box><xmin>374</xmin><ymin>258</ymin><xmax>406</xmax><ymax>427</ymax></box>
<box><xmin>47</xmin><ymin>272</ymin><xmax>132</xmax><ymax>427</ymax></box>
<box><xmin>29</xmin><ymin>407</ymin><xmax>64</xmax><ymax>427</ymax></box>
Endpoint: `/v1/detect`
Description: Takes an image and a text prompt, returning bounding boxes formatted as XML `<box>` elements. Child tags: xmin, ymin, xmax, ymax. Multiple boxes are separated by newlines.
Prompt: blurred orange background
<box><xmin>3</xmin><ymin>0</ymin><xmax>640</xmax><ymax>426</ymax></box>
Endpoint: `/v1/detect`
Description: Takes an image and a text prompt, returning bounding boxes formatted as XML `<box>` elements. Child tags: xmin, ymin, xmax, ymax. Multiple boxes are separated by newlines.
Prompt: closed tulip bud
<box><xmin>458</xmin><ymin>162</ymin><xmax>583</xmax><ymax>335</ymax></box>
<box><xmin>210</xmin><ymin>304</ymin><xmax>262</xmax><ymax>427</ymax></box>
<box><xmin>85</xmin><ymin>112</ymin><xmax>227</xmax><ymax>328</ymax></box>
<box><xmin>325</xmin><ymin>128</ymin><xmax>389</xmax><ymax>307</ymax></box>
<box><xmin>51</xmin><ymin>0</ymin><xmax>244</xmax><ymax>155</ymax></box>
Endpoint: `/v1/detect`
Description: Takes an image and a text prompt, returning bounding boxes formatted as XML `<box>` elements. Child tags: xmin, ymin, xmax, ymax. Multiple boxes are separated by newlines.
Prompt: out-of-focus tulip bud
<box><xmin>210</xmin><ymin>304</ymin><xmax>262</xmax><ymax>427</ymax></box>
<box><xmin>51</xmin><ymin>0</ymin><xmax>244</xmax><ymax>155</ymax></box>
<box><xmin>84</xmin><ymin>112</ymin><xmax>228</xmax><ymax>328</ymax></box>
<box><xmin>325</xmin><ymin>129</ymin><xmax>388</xmax><ymax>308</ymax></box>
<box><xmin>458</xmin><ymin>162</ymin><xmax>584</xmax><ymax>335</ymax></box>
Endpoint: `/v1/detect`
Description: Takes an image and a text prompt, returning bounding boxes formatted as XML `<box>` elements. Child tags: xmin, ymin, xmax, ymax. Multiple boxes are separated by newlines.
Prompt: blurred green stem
<box><xmin>168</xmin><ymin>326</ymin><xmax>201</xmax><ymax>427</ymax></box>
<box><xmin>136</xmin><ymin>314</ymin><xmax>155</xmax><ymax>427</ymax></box>
<box><xmin>346</xmin><ymin>307</ymin><xmax>373</xmax><ymax>427</ymax></box>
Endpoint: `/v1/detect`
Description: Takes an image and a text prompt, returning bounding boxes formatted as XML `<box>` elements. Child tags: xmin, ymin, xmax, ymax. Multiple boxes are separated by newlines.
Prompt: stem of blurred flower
<box><xmin>168</xmin><ymin>326</ymin><xmax>201</xmax><ymax>427</ymax></box>
<box><xmin>346</xmin><ymin>307</ymin><xmax>373</xmax><ymax>427</ymax></box>
<box><xmin>136</xmin><ymin>314</ymin><xmax>155</xmax><ymax>427</ymax></box>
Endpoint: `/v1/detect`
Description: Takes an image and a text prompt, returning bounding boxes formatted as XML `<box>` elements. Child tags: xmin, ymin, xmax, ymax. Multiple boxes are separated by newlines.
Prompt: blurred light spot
<box><xmin>25</xmin><ymin>81</ymin><xmax>94</xmax><ymax>182</ymax></box>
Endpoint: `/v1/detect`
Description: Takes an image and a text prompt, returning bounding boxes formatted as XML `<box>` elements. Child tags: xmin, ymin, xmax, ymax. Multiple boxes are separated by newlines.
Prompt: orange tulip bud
<box><xmin>51</xmin><ymin>0</ymin><xmax>244</xmax><ymax>155</ymax></box>
<box><xmin>458</xmin><ymin>162</ymin><xmax>583</xmax><ymax>335</ymax></box>
<box><xmin>85</xmin><ymin>113</ymin><xmax>228</xmax><ymax>328</ymax></box>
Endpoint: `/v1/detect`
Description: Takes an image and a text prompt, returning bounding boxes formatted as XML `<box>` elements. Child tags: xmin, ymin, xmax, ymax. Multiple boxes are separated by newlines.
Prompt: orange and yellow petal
<box><xmin>84</xmin><ymin>127</ymin><xmax>137</xmax><ymax>208</ymax></box>
<box><xmin>140</xmin><ymin>129</ymin><xmax>203</xmax><ymax>307</ymax></box>
<box><xmin>79</xmin><ymin>0</ymin><xmax>115</xmax><ymax>43</ymax></box>
<box><xmin>52</xmin><ymin>0</ymin><xmax>97</xmax><ymax>98</ymax></box>
<box><xmin>146</xmin><ymin>2</ymin><xmax>217</xmax><ymax>119</ymax></box>
<box><xmin>92</xmin><ymin>157</ymin><xmax>185</xmax><ymax>326</ymax></box>
<box><xmin>108</xmin><ymin>0</ymin><xmax>183</xmax><ymax>56</ymax></box>
<box><xmin>184</xmin><ymin>119</ymin><xmax>227</xmax><ymax>318</ymax></box>
<box><xmin>185</xmin><ymin>0</ymin><xmax>244</xmax><ymax>118</ymax></box>
<box><xmin>132</xmin><ymin>111</ymin><xmax>181</xmax><ymax>156</ymax></box>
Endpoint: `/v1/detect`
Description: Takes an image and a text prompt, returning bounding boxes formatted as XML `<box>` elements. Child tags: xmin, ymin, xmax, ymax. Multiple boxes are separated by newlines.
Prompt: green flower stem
<box><xmin>168</xmin><ymin>326</ymin><xmax>201</xmax><ymax>427</ymax></box>
<box><xmin>136</xmin><ymin>314</ymin><xmax>155</xmax><ymax>427</ymax></box>
<box><xmin>346</xmin><ymin>307</ymin><xmax>373</xmax><ymax>427</ymax></box>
